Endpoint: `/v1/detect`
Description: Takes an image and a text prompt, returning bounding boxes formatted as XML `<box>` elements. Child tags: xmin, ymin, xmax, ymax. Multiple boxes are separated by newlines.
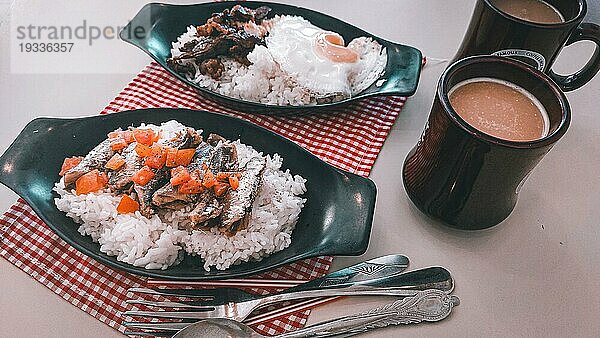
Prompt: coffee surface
<box><xmin>449</xmin><ymin>78</ymin><xmax>548</xmax><ymax>142</ymax></box>
<box><xmin>492</xmin><ymin>0</ymin><xmax>564</xmax><ymax>24</ymax></box>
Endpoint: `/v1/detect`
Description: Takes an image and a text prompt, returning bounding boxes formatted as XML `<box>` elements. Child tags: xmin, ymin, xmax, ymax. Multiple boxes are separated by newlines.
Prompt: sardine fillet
<box><xmin>220</xmin><ymin>155</ymin><xmax>266</xmax><ymax>233</ymax></box>
<box><xmin>64</xmin><ymin>138</ymin><xmax>114</xmax><ymax>186</ymax></box>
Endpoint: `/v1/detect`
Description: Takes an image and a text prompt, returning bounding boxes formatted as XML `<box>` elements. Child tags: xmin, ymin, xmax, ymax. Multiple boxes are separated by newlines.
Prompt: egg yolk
<box><xmin>314</xmin><ymin>33</ymin><xmax>359</xmax><ymax>63</ymax></box>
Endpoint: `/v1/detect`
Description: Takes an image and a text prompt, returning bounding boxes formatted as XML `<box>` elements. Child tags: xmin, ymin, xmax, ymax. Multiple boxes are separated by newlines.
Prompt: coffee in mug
<box><xmin>452</xmin><ymin>0</ymin><xmax>600</xmax><ymax>91</ymax></box>
<box><xmin>491</xmin><ymin>0</ymin><xmax>564</xmax><ymax>24</ymax></box>
<box><xmin>402</xmin><ymin>56</ymin><xmax>571</xmax><ymax>229</ymax></box>
<box><xmin>448</xmin><ymin>78</ymin><xmax>549</xmax><ymax>142</ymax></box>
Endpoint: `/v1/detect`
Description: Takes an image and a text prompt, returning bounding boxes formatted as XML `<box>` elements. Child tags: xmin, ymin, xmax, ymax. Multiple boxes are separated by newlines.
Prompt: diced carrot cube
<box><xmin>228</xmin><ymin>175</ymin><xmax>239</xmax><ymax>190</ymax></box>
<box><xmin>105</xmin><ymin>153</ymin><xmax>126</xmax><ymax>170</ymax></box>
<box><xmin>170</xmin><ymin>166</ymin><xmax>191</xmax><ymax>186</ymax></box>
<box><xmin>216</xmin><ymin>172</ymin><xmax>230</xmax><ymax>181</ymax></box>
<box><xmin>152</xmin><ymin>130</ymin><xmax>161</xmax><ymax>143</ymax></box>
<box><xmin>135</xmin><ymin>143</ymin><xmax>153</xmax><ymax>157</ymax></box>
<box><xmin>59</xmin><ymin>156</ymin><xmax>82</xmax><ymax>176</ymax></box>
<box><xmin>107</xmin><ymin>130</ymin><xmax>121</xmax><ymax>139</ymax></box>
<box><xmin>131</xmin><ymin>166</ymin><xmax>155</xmax><ymax>186</ymax></box>
<box><xmin>75</xmin><ymin>169</ymin><xmax>107</xmax><ymax>195</ymax></box>
<box><xmin>213</xmin><ymin>182</ymin><xmax>229</xmax><ymax>197</ymax></box>
<box><xmin>144</xmin><ymin>156</ymin><xmax>165</xmax><ymax>169</ymax></box>
<box><xmin>117</xmin><ymin>195</ymin><xmax>139</xmax><ymax>214</ymax></box>
<box><xmin>165</xmin><ymin>147</ymin><xmax>179</xmax><ymax>167</ymax></box>
<box><xmin>110</xmin><ymin>137</ymin><xmax>129</xmax><ymax>151</ymax></box>
<box><xmin>150</xmin><ymin>144</ymin><xmax>164</xmax><ymax>156</ymax></box>
<box><xmin>215</xmin><ymin>172</ymin><xmax>241</xmax><ymax>184</ymax></box>
<box><xmin>132</xmin><ymin>128</ymin><xmax>156</xmax><ymax>146</ymax></box>
<box><xmin>121</xmin><ymin>130</ymin><xmax>135</xmax><ymax>144</ymax></box>
<box><xmin>202</xmin><ymin>170</ymin><xmax>216</xmax><ymax>188</ymax></box>
<box><xmin>175</xmin><ymin>149</ymin><xmax>195</xmax><ymax>167</ymax></box>
<box><xmin>98</xmin><ymin>171</ymin><xmax>109</xmax><ymax>186</ymax></box>
<box><xmin>190</xmin><ymin>169</ymin><xmax>202</xmax><ymax>180</ymax></box>
<box><xmin>144</xmin><ymin>144</ymin><xmax>166</xmax><ymax>169</ymax></box>
<box><xmin>108</xmin><ymin>130</ymin><xmax>135</xmax><ymax>144</ymax></box>
<box><xmin>178</xmin><ymin>179</ymin><xmax>203</xmax><ymax>194</ymax></box>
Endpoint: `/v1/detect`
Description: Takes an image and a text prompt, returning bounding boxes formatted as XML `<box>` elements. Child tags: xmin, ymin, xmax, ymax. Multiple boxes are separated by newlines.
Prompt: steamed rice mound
<box><xmin>170</xmin><ymin>18</ymin><xmax>388</xmax><ymax>106</ymax></box>
<box><xmin>54</xmin><ymin>123</ymin><xmax>307</xmax><ymax>271</ymax></box>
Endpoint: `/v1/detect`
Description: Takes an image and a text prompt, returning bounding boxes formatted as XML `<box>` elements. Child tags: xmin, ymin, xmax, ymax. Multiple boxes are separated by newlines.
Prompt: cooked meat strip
<box><xmin>152</xmin><ymin>138</ymin><xmax>237</xmax><ymax>214</ymax></box>
<box><xmin>206</xmin><ymin>133</ymin><xmax>226</xmax><ymax>146</ymax></box>
<box><xmin>134</xmin><ymin>168</ymin><xmax>169</xmax><ymax>218</ymax></box>
<box><xmin>197</xmin><ymin>20</ymin><xmax>232</xmax><ymax>37</ymax></box>
<box><xmin>163</xmin><ymin>127</ymin><xmax>202</xmax><ymax>149</ymax></box>
<box><xmin>108</xmin><ymin>127</ymin><xmax>200</xmax><ymax>194</ymax></box>
<box><xmin>188</xmin><ymin>193</ymin><xmax>223</xmax><ymax>226</ymax></box>
<box><xmin>151</xmin><ymin>183</ymin><xmax>196</xmax><ymax>210</ymax></box>
<box><xmin>130</xmin><ymin>127</ymin><xmax>201</xmax><ymax>217</ymax></box>
<box><xmin>181</xmin><ymin>39</ymin><xmax>200</xmax><ymax>52</ymax></box>
<box><xmin>253</xmin><ymin>6</ymin><xmax>271</xmax><ymax>23</ymax></box>
<box><xmin>170</xmin><ymin>62</ymin><xmax>196</xmax><ymax>75</ymax></box>
<box><xmin>168</xmin><ymin>32</ymin><xmax>261</xmax><ymax>64</ymax></box>
<box><xmin>208</xmin><ymin>141</ymin><xmax>238</xmax><ymax>173</ymax></box>
<box><xmin>167</xmin><ymin>5</ymin><xmax>271</xmax><ymax>80</ymax></box>
<box><xmin>219</xmin><ymin>154</ymin><xmax>266</xmax><ymax>233</ymax></box>
<box><xmin>183</xmin><ymin>141</ymin><xmax>239</xmax><ymax>228</ymax></box>
<box><xmin>63</xmin><ymin>138</ymin><xmax>114</xmax><ymax>187</ymax></box>
<box><xmin>152</xmin><ymin>142</ymin><xmax>213</xmax><ymax>208</ymax></box>
<box><xmin>199</xmin><ymin>58</ymin><xmax>225</xmax><ymax>79</ymax></box>
<box><xmin>108</xmin><ymin>142</ymin><xmax>143</xmax><ymax>191</ymax></box>
<box><xmin>230</xmin><ymin>4</ymin><xmax>254</xmax><ymax>22</ymax></box>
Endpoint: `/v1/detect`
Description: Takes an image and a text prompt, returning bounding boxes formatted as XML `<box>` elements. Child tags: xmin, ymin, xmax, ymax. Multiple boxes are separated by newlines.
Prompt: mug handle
<box><xmin>549</xmin><ymin>22</ymin><xmax>600</xmax><ymax>91</ymax></box>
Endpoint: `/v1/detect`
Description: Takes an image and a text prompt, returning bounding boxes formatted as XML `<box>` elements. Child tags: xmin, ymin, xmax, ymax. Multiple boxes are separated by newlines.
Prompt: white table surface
<box><xmin>1</xmin><ymin>1</ymin><xmax>599</xmax><ymax>337</ymax></box>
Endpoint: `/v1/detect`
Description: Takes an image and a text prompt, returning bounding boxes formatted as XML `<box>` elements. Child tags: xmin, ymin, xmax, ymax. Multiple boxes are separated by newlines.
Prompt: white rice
<box><xmin>54</xmin><ymin>121</ymin><xmax>307</xmax><ymax>271</ymax></box>
<box><xmin>170</xmin><ymin>16</ymin><xmax>387</xmax><ymax>106</ymax></box>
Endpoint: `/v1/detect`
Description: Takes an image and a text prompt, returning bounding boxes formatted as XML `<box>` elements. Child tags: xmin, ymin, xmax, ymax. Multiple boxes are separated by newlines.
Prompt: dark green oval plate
<box><xmin>120</xmin><ymin>1</ymin><xmax>422</xmax><ymax>114</ymax></box>
<box><xmin>0</xmin><ymin>109</ymin><xmax>376</xmax><ymax>279</ymax></box>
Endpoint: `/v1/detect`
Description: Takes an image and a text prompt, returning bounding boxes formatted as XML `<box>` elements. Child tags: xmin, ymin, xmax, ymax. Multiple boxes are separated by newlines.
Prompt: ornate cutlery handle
<box><xmin>277</xmin><ymin>289</ymin><xmax>460</xmax><ymax>338</ymax></box>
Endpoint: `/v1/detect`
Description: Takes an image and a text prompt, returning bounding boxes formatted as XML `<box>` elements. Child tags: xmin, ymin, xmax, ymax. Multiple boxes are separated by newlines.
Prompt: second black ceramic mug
<box><xmin>452</xmin><ymin>0</ymin><xmax>600</xmax><ymax>91</ymax></box>
<box><xmin>403</xmin><ymin>56</ymin><xmax>571</xmax><ymax>230</ymax></box>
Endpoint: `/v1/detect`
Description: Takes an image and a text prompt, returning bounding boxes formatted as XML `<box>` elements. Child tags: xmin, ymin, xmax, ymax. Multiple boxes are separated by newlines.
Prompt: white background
<box><xmin>1</xmin><ymin>1</ymin><xmax>599</xmax><ymax>337</ymax></box>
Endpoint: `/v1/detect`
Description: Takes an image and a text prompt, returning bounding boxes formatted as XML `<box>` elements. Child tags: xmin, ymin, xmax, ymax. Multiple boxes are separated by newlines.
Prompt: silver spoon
<box><xmin>173</xmin><ymin>289</ymin><xmax>460</xmax><ymax>338</ymax></box>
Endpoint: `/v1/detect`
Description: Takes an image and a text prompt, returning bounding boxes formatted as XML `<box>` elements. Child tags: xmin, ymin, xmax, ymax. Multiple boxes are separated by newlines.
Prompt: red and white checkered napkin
<box><xmin>0</xmin><ymin>62</ymin><xmax>409</xmax><ymax>336</ymax></box>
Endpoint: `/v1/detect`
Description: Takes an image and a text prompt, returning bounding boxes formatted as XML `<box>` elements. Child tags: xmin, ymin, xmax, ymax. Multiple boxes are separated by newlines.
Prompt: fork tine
<box><xmin>126</xmin><ymin>299</ymin><xmax>211</xmax><ymax>309</ymax></box>
<box><xmin>128</xmin><ymin>287</ymin><xmax>216</xmax><ymax>299</ymax></box>
<box><xmin>123</xmin><ymin>310</ymin><xmax>216</xmax><ymax>319</ymax></box>
<box><xmin>123</xmin><ymin>321</ymin><xmax>190</xmax><ymax>331</ymax></box>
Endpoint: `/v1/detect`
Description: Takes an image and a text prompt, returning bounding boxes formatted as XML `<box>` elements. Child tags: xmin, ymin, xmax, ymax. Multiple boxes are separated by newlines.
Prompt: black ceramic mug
<box><xmin>402</xmin><ymin>56</ymin><xmax>570</xmax><ymax>230</ymax></box>
<box><xmin>452</xmin><ymin>0</ymin><xmax>600</xmax><ymax>91</ymax></box>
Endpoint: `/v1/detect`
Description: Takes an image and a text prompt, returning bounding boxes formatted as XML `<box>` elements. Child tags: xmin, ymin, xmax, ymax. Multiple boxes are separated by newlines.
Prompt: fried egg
<box><xmin>265</xmin><ymin>16</ymin><xmax>363</xmax><ymax>98</ymax></box>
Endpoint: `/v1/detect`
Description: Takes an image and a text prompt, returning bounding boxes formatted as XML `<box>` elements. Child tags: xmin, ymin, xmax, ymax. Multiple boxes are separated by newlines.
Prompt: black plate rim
<box><xmin>119</xmin><ymin>1</ymin><xmax>423</xmax><ymax>112</ymax></box>
<box><xmin>0</xmin><ymin>108</ymin><xmax>376</xmax><ymax>280</ymax></box>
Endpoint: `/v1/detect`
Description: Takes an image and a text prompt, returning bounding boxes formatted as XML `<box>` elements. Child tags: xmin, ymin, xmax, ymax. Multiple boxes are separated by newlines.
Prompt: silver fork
<box><xmin>127</xmin><ymin>254</ymin><xmax>412</xmax><ymax>308</ymax></box>
<box><xmin>123</xmin><ymin>266</ymin><xmax>454</xmax><ymax>330</ymax></box>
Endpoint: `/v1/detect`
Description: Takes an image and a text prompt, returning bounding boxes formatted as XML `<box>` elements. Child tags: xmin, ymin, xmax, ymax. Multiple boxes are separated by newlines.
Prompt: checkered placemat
<box><xmin>0</xmin><ymin>61</ymin><xmax>413</xmax><ymax>336</ymax></box>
